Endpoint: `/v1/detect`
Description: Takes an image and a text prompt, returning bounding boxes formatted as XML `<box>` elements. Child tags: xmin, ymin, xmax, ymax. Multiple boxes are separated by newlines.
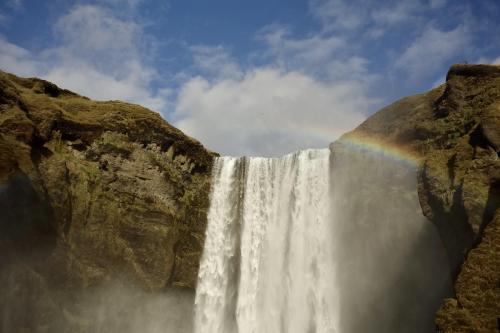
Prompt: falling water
<box><xmin>195</xmin><ymin>149</ymin><xmax>337</xmax><ymax>333</ymax></box>
<box><xmin>195</xmin><ymin>146</ymin><xmax>451</xmax><ymax>333</ymax></box>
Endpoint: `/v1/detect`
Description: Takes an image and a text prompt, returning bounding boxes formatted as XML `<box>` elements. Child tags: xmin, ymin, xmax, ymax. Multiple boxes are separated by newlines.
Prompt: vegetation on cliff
<box><xmin>1</xmin><ymin>65</ymin><xmax>498</xmax><ymax>332</ymax></box>
<box><xmin>0</xmin><ymin>70</ymin><xmax>215</xmax><ymax>330</ymax></box>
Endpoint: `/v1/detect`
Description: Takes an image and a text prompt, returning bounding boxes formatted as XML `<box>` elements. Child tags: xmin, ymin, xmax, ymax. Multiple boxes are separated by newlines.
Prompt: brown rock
<box><xmin>346</xmin><ymin>64</ymin><xmax>500</xmax><ymax>332</ymax></box>
<box><xmin>0</xmin><ymin>70</ymin><xmax>215</xmax><ymax>322</ymax></box>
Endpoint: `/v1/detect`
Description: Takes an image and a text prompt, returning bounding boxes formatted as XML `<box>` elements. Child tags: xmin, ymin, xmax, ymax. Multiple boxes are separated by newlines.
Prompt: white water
<box><xmin>195</xmin><ymin>149</ymin><xmax>337</xmax><ymax>333</ymax></box>
<box><xmin>195</xmin><ymin>146</ymin><xmax>451</xmax><ymax>333</ymax></box>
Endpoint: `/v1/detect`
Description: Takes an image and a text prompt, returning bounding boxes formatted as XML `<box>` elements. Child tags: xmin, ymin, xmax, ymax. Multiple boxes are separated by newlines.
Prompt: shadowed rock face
<box><xmin>347</xmin><ymin>64</ymin><xmax>500</xmax><ymax>332</ymax></box>
<box><xmin>0</xmin><ymin>70</ymin><xmax>215</xmax><ymax>331</ymax></box>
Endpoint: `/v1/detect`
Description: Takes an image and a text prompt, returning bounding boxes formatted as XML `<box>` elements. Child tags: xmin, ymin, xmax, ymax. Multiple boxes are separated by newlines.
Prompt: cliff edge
<box><xmin>1</xmin><ymin>64</ymin><xmax>498</xmax><ymax>332</ymax></box>
<box><xmin>346</xmin><ymin>64</ymin><xmax>500</xmax><ymax>332</ymax></box>
<box><xmin>0</xmin><ymin>70</ymin><xmax>215</xmax><ymax>329</ymax></box>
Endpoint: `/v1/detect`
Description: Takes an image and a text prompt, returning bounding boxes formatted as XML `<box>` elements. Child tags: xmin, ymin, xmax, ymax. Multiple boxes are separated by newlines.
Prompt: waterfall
<box><xmin>195</xmin><ymin>149</ymin><xmax>337</xmax><ymax>333</ymax></box>
<box><xmin>195</xmin><ymin>146</ymin><xmax>451</xmax><ymax>333</ymax></box>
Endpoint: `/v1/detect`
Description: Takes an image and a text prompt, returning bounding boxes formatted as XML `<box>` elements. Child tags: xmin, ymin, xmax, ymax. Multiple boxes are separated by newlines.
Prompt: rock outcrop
<box><xmin>0</xmin><ymin>70</ymin><xmax>215</xmax><ymax>330</ymax></box>
<box><xmin>346</xmin><ymin>64</ymin><xmax>500</xmax><ymax>332</ymax></box>
<box><xmin>1</xmin><ymin>64</ymin><xmax>498</xmax><ymax>332</ymax></box>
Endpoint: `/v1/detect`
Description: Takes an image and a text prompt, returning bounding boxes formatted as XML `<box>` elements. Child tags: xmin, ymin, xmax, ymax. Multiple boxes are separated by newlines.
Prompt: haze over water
<box><xmin>195</xmin><ymin>146</ymin><xmax>451</xmax><ymax>333</ymax></box>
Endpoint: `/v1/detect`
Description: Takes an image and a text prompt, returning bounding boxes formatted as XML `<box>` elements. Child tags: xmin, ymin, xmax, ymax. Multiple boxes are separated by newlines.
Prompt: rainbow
<box><xmin>284</xmin><ymin>120</ymin><xmax>423</xmax><ymax>167</ymax></box>
<box><xmin>335</xmin><ymin>132</ymin><xmax>423</xmax><ymax>167</ymax></box>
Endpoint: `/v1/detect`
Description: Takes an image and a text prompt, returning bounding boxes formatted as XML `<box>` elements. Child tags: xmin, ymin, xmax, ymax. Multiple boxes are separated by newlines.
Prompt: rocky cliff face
<box><xmin>0</xmin><ymin>70</ymin><xmax>215</xmax><ymax>331</ymax></box>
<box><xmin>347</xmin><ymin>64</ymin><xmax>500</xmax><ymax>332</ymax></box>
<box><xmin>1</xmin><ymin>65</ymin><xmax>498</xmax><ymax>332</ymax></box>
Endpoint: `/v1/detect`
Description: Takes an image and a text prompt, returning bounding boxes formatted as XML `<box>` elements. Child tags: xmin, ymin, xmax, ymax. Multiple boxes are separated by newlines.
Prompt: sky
<box><xmin>0</xmin><ymin>0</ymin><xmax>499</xmax><ymax>156</ymax></box>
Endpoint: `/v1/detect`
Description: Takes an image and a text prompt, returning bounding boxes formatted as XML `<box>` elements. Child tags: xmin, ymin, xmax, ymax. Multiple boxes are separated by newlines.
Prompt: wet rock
<box><xmin>346</xmin><ymin>64</ymin><xmax>500</xmax><ymax>332</ymax></box>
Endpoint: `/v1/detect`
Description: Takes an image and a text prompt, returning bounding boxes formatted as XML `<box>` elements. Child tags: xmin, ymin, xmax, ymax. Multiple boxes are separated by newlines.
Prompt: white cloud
<box><xmin>371</xmin><ymin>1</ymin><xmax>422</xmax><ymax>26</ymax></box>
<box><xmin>0</xmin><ymin>38</ymin><xmax>41</xmax><ymax>76</ymax></box>
<box><xmin>476</xmin><ymin>56</ymin><xmax>500</xmax><ymax>65</ymax></box>
<box><xmin>492</xmin><ymin>57</ymin><xmax>500</xmax><ymax>65</ymax></box>
<box><xmin>257</xmin><ymin>25</ymin><xmax>380</xmax><ymax>85</ymax></box>
<box><xmin>310</xmin><ymin>0</ymin><xmax>369</xmax><ymax>32</ymax></box>
<box><xmin>44</xmin><ymin>61</ymin><xmax>166</xmax><ymax>111</ymax></box>
<box><xmin>0</xmin><ymin>5</ymin><xmax>165</xmax><ymax>111</ymax></box>
<box><xmin>173</xmin><ymin>68</ymin><xmax>374</xmax><ymax>156</ymax></box>
<box><xmin>309</xmin><ymin>0</ymin><xmax>450</xmax><ymax>35</ymax></box>
<box><xmin>324</xmin><ymin>56</ymin><xmax>377</xmax><ymax>82</ymax></box>
<box><xmin>55</xmin><ymin>6</ymin><xmax>138</xmax><ymax>52</ymax></box>
<box><xmin>52</xmin><ymin>5</ymin><xmax>142</xmax><ymax>75</ymax></box>
<box><xmin>394</xmin><ymin>25</ymin><xmax>471</xmax><ymax>81</ymax></box>
<box><xmin>170</xmin><ymin>24</ymin><xmax>381</xmax><ymax>156</ymax></box>
<box><xmin>258</xmin><ymin>25</ymin><xmax>345</xmax><ymax>74</ymax></box>
<box><xmin>190</xmin><ymin>45</ymin><xmax>243</xmax><ymax>80</ymax></box>
<box><xmin>0</xmin><ymin>3</ymin><xmax>375</xmax><ymax>157</ymax></box>
<box><xmin>2</xmin><ymin>0</ymin><xmax>476</xmax><ymax>158</ymax></box>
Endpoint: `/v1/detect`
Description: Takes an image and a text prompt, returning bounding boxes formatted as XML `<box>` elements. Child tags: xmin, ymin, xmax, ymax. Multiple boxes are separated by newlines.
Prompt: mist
<box><xmin>194</xmin><ymin>143</ymin><xmax>453</xmax><ymax>332</ymax></box>
<box><xmin>0</xmin><ymin>173</ymin><xmax>195</xmax><ymax>333</ymax></box>
<box><xmin>0</xmin><ymin>145</ymin><xmax>453</xmax><ymax>333</ymax></box>
<box><xmin>329</xmin><ymin>142</ymin><xmax>452</xmax><ymax>332</ymax></box>
<box><xmin>0</xmin><ymin>267</ymin><xmax>195</xmax><ymax>333</ymax></box>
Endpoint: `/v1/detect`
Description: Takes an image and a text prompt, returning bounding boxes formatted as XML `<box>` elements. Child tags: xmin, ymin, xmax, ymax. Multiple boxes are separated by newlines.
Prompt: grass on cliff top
<box><xmin>0</xmin><ymin>70</ymin><xmax>197</xmax><ymax>144</ymax></box>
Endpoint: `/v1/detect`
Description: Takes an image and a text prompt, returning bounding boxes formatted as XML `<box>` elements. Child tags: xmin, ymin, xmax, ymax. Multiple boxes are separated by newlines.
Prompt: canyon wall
<box><xmin>346</xmin><ymin>64</ymin><xmax>499</xmax><ymax>332</ymax></box>
<box><xmin>0</xmin><ymin>64</ymin><xmax>498</xmax><ymax>332</ymax></box>
<box><xmin>0</xmin><ymin>70</ymin><xmax>215</xmax><ymax>331</ymax></box>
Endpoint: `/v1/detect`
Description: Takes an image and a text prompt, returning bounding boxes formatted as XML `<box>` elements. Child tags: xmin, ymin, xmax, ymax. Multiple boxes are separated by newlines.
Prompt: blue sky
<box><xmin>1</xmin><ymin>0</ymin><xmax>499</xmax><ymax>156</ymax></box>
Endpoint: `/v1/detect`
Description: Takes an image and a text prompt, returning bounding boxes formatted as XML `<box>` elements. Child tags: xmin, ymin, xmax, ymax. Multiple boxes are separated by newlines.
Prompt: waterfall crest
<box><xmin>195</xmin><ymin>146</ymin><xmax>451</xmax><ymax>333</ymax></box>
<box><xmin>195</xmin><ymin>149</ymin><xmax>338</xmax><ymax>333</ymax></box>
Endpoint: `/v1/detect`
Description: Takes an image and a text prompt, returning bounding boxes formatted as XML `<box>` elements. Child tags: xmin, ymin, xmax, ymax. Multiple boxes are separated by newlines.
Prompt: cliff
<box><xmin>346</xmin><ymin>64</ymin><xmax>500</xmax><ymax>332</ymax></box>
<box><xmin>1</xmin><ymin>65</ymin><xmax>498</xmax><ymax>332</ymax></box>
<box><xmin>0</xmin><ymin>70</ymin><xmax>215</xmax><ymax>330</ymax></box>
